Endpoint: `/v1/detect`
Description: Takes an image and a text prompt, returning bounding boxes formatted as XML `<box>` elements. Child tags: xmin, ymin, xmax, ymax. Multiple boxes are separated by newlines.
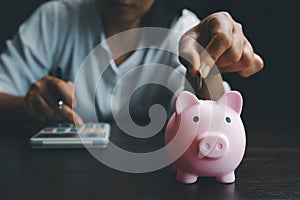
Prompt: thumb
<box><xmin>179</xmin><ymin>32</ymin><xmax>201</xmax><ymax>77</ymax></box>
<box><xmin>200</xmin><ymin>33</ymin><xmax>233</xmax><ymax>78</ymax></box>
<box><xmin>199</xmin><ymin>50</ymin><xmax>216</xmax><ymax>79</ymax></box>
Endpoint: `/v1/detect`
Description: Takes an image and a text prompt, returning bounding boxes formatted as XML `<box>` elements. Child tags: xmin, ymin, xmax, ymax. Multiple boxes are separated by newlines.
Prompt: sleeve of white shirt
<box><xmin>0</xmin><ymin>2</ymin><xmax>55</xmax><ymax>96</ymax></box>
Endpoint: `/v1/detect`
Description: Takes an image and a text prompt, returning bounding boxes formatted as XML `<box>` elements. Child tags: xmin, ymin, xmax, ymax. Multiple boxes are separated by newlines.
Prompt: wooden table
<box><xmin>0</xmin><ymin>121</ymin><xmax>299</xmax><ymax>200</ymax></box>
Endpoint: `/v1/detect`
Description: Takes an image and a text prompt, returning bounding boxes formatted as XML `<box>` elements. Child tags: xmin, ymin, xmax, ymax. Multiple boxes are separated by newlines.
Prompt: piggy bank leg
<box><xmin>216</xmin><ymin>172</ymin><xmax>235</xmax><ymax>183</ymax></box>
<box><xmin>176</xmin><ymin>170</ymin><xmax>198</xmax><ymax>184</ymax></box>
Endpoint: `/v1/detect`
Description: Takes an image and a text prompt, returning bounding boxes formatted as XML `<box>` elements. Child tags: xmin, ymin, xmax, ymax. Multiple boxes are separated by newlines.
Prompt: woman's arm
<box><xmin>0</xmin><ymin>77</ymin><xmax>83</xmax><ymax>126</ymax></box>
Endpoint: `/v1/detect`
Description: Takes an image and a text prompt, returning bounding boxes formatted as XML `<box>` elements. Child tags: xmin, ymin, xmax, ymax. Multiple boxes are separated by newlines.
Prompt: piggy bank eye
<box><xmin>225</xmin><ymin>117</ymin><xmax>231</xmax><ymax>123</ymax></box>
<box><xmin>193</xmin><ymin>116</ymin><xmax>199</xmax><ymax>122</ymax></box>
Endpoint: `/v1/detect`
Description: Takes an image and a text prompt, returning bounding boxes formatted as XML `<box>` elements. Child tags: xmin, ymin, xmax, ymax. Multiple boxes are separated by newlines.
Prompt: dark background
<box><xmin>0</xmin><ymin>0</ymin><xmax>299</xmax><ymax>123</ymax></box>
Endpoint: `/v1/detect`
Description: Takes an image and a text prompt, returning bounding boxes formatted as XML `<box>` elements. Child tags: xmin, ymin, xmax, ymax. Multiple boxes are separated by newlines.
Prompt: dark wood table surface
<box><xmin>1</xmin><ymin>121</ymin><xmax>299</xmax><ymax>200</ymax></box>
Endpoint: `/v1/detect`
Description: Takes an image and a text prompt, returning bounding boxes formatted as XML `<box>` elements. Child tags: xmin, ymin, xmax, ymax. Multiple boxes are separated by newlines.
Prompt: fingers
<box><xmin>219</xmin><ymin>39</ymin><xmax>264</xmax><ymax>77</ymax></box>
<box><xmin>201</xmin><ymin>32</ymin><xmax>233</xmax><ymax>69</ymax></box>
<box><xmin>200</xmin><ymin>13</ymin><xmax>235</xmax><ymax>78</ymax></box>
<box><xmin>57</xmin><ymin>103</ymin><xmax>84</xmax><ymax>126</ymax></box>
<box><xmin>238</xmin><ymin>54</ymin><xmax>264</xmax><ymax>77</ymax></box>
<box><xmin>24</xmin><ymin>83</ymin><xmax>51</xmax><ymax>122</ymax></box>
<box><xmin>180</xmin><ymin>12</ymin><xmax>237</xmax><ymax>78</ymax></box>
<box><xmin>23</xmin><ymin>76</ymin><xmax>82</xmax><ymax>125</ymax></box>
<box><xmin>179</xmin><ymin>31</ymin><xmax>201</xmax><ymax>77</ymax></box>
<box><xmin>180</xmin><ymin>11</ymin><xmax>264</xmax><ymax>79</ymax></box>
<box><xmin>33</xmin><ymin>94</ymin><xmax>55</xmax><ymax>121</ymax></box>
<box><xmin>216</xmin><ymin>23</ymin><xmax>244</xmax><ymax>67</ymax></box>
<box><xmin>23</xmin><ymin>94</ymin><xmax>43</xmax><ymax>122</ymax></box>
<box><xmin>219</xmin><ymin>38</ymin><xmax>254</xmax><ymax>73</ymax></box>
<box><xmin>44</xmin><ymin>76</ymin><xmax>75</xmax><ymax>108</ymax></box>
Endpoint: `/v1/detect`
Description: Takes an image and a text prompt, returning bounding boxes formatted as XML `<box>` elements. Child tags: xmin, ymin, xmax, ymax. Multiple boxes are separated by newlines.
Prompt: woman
<box><xmin>0</xmin><ymin>0</ymin><xmax>263</xmax><ymax>126</ymax></box>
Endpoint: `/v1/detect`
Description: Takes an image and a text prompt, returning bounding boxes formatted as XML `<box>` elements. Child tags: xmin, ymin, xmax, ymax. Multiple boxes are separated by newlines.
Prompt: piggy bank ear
<box><xmin>217</xmin><ymin>91</ymin><xmax>243</xmax><ymax>115</ymax></box>
<box><xmin>175</xmin><ymin>91</ymin><xmax>199</xmax><ymax>115</ymax></box>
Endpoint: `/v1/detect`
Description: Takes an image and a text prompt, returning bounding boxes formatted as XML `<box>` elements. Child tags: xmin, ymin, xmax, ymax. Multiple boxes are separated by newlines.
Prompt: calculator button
<box><xmin>43</xmin><ymin>128</ymin><xmax>55</xmax><ymax>132</ymax></box>
<box><xmin>70</xmin><ymin>128</ymin><xmax>79</xmax><ymax>132</ymax></box>
<box><xmin>57</xmin><ymin>128</ymin><xmax>68</xmax><ymax>132</ymax></box>
<box><xmin>80</xmin><ymin>129</ymin><xmax>94</xmax><ymax>133</ymax></box>
<box><xmin>94</xmin><ymin>128</ymin><xmax>105</xmax><ymax>133</ymax></box>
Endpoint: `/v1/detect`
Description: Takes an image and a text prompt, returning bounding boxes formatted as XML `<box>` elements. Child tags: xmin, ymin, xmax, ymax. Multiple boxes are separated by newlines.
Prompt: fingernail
<box><xmin>201</xmin><ymin>65</ymin><xmax>211</xmax><ymax>78</ymax></box>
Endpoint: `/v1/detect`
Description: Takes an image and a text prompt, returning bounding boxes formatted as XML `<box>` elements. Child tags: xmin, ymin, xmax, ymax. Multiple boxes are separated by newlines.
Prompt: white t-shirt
<box><xmin>0</xmin><ymin>0</ymin><xmax>227</xmax><ymax>123</ymax></box>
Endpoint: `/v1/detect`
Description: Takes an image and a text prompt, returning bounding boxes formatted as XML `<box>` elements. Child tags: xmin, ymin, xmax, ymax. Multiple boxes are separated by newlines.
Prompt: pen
<box><xmin>49</xmin><ymin>67</ymin><xmax>64</xmax><ymax>110</ymax></box>
<box><xmin>49</xmin><ymin>66</ymin><xmax>63</xmax><ymax>79</ymax></box>
<box><xmin>55</xmin><ymin>67</ymin><xmax>62</xmax><ymax>79</ymax></box>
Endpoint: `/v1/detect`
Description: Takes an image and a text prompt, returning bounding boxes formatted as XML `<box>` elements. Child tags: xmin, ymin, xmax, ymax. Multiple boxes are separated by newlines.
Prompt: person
<box><xmin>0</xmin><ymin>0</ymin><xmax>263</xmax><ymax>127</ymax></box>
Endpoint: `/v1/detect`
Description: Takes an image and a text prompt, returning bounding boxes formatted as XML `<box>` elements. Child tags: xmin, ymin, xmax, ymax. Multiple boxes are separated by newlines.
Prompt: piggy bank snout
<box><xmin>198</xmin><ymin>133</ymin><xmax>229</xmax><ymax>159</ymax></box>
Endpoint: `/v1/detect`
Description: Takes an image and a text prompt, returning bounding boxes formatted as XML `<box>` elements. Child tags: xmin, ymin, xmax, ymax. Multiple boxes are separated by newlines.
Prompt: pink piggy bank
<box><xmin>165</xmin><ymin>91</ymin><xmax>246</xmax><ymax>184</ymax></box>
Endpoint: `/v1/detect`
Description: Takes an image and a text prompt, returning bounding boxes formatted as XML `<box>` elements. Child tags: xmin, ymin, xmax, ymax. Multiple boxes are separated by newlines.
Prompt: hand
<box><xmin>21</xmin><ymin>76</ymin><xmax>84</xmax><ymax>126</ymax></box>
<box><xmin>179</xmin><ymin>11</ymin><xmax>264</xmax><ymax>78</ymax></box>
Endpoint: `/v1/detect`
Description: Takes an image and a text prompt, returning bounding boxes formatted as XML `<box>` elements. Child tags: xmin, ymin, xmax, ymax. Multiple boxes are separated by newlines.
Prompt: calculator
<box><xmin>30</xmin><ymin>122</ymin><xmax>110</xmax><ymax>148</ymax></box>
